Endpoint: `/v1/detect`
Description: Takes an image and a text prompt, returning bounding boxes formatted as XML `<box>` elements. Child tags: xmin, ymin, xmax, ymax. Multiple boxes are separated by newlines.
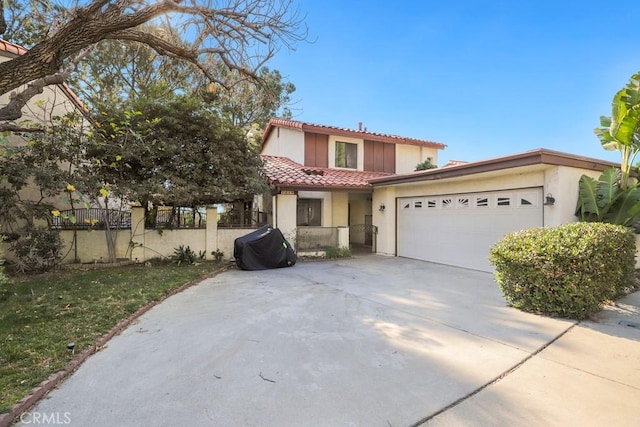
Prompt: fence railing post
<box><xmin>206</xmin><ymin>205</ymin><xmax>218</xmax><ymax>260</ymax></box>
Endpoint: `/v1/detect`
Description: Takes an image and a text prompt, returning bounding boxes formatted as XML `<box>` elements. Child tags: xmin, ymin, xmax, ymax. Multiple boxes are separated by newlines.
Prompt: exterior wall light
<box><xmin>544</xmin><ymin>193</ymin><xmax>555</xmax><ymax>206</ymax></box>
<box><xmin>378</xmin><ymin>203</ymin><xmax>386</xmax><ymax>212</ymax></box>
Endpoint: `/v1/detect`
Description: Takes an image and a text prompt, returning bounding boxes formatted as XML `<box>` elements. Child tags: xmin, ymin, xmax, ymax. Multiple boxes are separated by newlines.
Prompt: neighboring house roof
<box><xmin>369</xmin><ymin>148</ymin><xmax>618</xmax><ymax>186</ymax></box>
<box><xmin>262</xmin><ymin>118</ymin><xmax>446</xmax><ymax>150</ymax></box>
<box><xmin>442</xmin><ymin>160</ymin><xmax>468</xmax><ymax>168</ymax></box>
<box><xmin>0</xmin><ymin>38</ymin><xmax>89</xmax><ymax>120</ymax></box>
<box><xmin>262</xmin><ymin>155</ymin><xmax>391</xmax><ymax>192</ymax></box>
<box><xmin>0</xmin><ymin>39</ymin><xmax>27</xmax><ymax>56</ymax></box>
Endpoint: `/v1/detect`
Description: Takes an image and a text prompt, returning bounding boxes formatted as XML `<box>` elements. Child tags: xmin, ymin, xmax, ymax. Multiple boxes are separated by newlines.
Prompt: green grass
<box><xmin>0</xmin><ymin>260</ymin><xmax>224</xmax><ymax>413</ymax></box>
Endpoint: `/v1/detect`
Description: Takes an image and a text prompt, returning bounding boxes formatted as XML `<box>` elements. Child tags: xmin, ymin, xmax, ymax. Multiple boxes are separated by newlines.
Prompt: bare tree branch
<box><xmin>103</xmin><ymin>28</ymin><xmax>232</xmax><ymax>87</ymax></box>
<box><xmin>0</xmin><ymin>73</ymin><xmax>66</xmax><ymax>122</ymax></box>
<box><xmin>0</xmin><ymin>124</ymin><xmax>45</xmax><ymax>132</ymax></box>
<box><xmin>0</xmin><ymin>1</ymin><xmax>6</xmax><ymax>36</ymax></box>
<box><xmin>0</xmin><ymin>0</ymin><xmax>306</xmax><ymax>123</ymax></box>
<box><xmin>0</xmin><ymin>48</ymin><xmax>90</xmax><ymax>122</ymax></box>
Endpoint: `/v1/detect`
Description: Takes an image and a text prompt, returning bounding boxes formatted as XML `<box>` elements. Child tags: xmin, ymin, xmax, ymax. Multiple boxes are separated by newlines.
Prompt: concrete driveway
<box><xmin>17</xmin><ymin>256</ymin><xmax>640</xmax><ymax>426</ymax></box>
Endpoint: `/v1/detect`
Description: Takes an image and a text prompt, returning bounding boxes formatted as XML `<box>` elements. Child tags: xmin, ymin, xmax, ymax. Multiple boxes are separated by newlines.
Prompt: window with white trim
<box><xmin>335</xmin><ymin>141</ymin><xmax>357</xmax><ymax>169</ymax></box>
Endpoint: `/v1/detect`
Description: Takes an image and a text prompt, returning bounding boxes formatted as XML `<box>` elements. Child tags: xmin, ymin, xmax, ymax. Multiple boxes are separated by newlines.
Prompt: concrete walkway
<box><xmin>15</xmin><ymin>256</ymin><xmax>640</xmax><ymax>426</ymax></box>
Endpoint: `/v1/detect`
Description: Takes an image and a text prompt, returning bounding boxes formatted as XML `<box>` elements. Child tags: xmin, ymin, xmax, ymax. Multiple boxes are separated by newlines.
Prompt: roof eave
<box><xmin>370</xmin><ymin>148</ymin><xmax>619</xmax><ymax>186</ymax></box>
<box><xmin>269</xmin><ymin>183</ymin><xmax>373</xmax><ymax>193</ymax></box>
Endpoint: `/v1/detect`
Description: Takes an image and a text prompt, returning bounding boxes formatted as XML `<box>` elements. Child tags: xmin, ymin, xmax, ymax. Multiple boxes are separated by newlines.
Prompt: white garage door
<box><xmin>397</xmin><ymin>188</ymin><xmax>543</xmax><ymax>272</ymax></box>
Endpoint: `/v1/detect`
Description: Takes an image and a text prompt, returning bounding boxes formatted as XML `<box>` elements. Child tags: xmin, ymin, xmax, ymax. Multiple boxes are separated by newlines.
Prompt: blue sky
<box><xmin>269</xmin><ymin>1</ymin><xmax>640</xmax><ymax>166</ymax></box>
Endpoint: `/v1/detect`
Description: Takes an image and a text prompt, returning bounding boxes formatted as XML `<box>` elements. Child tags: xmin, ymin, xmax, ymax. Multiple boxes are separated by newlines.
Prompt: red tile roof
<box><xmin>0</xmin><ymin>39</ymin><xmax>27</xmax><ymax>56</ymax></box>
<box><xmin>0</xmin><ymin>38</ymin><xmax>89</xmax><ymax>119</ymax></box>
<box><xmin>262</xmin><ymin>155</ymin><xmax>391</xmax><ymax>191</ymax></box>
<box><xmin>262</xmin><ymin>119</ymin><xmax>446</xmax><ymax>150</ymax></box>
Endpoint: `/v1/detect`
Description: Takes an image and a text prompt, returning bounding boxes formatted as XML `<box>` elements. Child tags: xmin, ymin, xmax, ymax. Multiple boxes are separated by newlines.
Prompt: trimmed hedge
<box><xmin>490</xmin><ymin>222</ymin><xmax>635</xmax><ymax>320</ymax></box>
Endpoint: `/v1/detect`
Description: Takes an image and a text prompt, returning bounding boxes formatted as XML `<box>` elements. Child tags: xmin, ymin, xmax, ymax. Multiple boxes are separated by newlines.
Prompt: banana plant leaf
<box><xmin>576</xmin><ymin>167</ymin><xmax>640</xmax><ymax>226</ymax></box>
<box><xmin>604</xmin><ymin>184</ymin><xmax>640</xmax><ymax>226</ymax></box>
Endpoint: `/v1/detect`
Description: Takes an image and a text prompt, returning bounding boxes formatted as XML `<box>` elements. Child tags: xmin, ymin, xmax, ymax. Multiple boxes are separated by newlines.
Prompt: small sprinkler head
<box><xmin>67</xmin><ymin>342</ymin><xmax>75</xmax><ymax>355</ymax></box>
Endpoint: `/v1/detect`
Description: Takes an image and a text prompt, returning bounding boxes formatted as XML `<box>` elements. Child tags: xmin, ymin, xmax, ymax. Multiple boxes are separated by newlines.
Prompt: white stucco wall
<box><xmin>395</xmin><ymin>145</ymin><xmax>440</xmax><ymax>174</ymax></box>
<box><xmin>331</xmin><ymin>192</ymin><xmax>349</xmax><ymax>226</ymax></box>
<box><xmin>372</xmin><ymin>186</ymin><xmax>397</xmax><ymax>256</ymax></box>
<box><xmin>262</xmin><ymin>127</ymin><xmax>305</xmax><ymax>164</ymax></box>
<box><xmin>273</xmin><ymin>193</ymin><xmax>298</xmax><ymax>247</ymax></box>
<box><xmin>543</xmin><ymin>166</ymin><xmax>602</xmax><ymax>226</ymax></box>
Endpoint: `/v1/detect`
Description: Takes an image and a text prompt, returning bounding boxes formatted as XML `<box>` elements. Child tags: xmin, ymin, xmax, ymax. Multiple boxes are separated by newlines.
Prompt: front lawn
<box><xmin>0</xmin><ymin>260</ymin><xmax>225</xmax><ymax>413</ymax></box>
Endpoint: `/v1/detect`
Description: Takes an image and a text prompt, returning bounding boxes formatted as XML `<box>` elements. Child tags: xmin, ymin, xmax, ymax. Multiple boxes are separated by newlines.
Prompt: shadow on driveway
<box><xmin>17</xmin><ymin>256</ymin><xmax>594</xmax><ymax>426</ymax></box>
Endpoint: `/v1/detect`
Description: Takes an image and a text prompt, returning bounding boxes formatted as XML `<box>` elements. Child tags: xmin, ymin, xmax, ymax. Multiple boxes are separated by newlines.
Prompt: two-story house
<box><xmin>258</xmin><ymin>118</ymin><xmax>446</xmax><ymax>251</ymax></box>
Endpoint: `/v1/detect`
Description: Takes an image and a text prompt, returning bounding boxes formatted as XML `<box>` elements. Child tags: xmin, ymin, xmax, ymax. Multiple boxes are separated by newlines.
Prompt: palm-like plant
<box><xmin>594</xmin><ymin>72</ymin><xmax>640</xmax><ymax>189</ymax></box>
<box><xmin>576</xmin><ymin>168</ymin><xmax>640</xmax><ymax>226</ymax></box>
<box><xmin>577</xmin><ymin>72</ymin><xmax>640</xmax><ymax>227</ymax></box>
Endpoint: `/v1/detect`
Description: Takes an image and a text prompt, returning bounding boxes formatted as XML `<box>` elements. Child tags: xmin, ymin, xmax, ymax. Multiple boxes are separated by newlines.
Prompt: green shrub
<box><xmin>8</xmin><ymin>226</ymin><xmax>62</xmax><ymax>274</ymax></box>
<box><xmin>173</xmin><ymin>245</ymin><xmax>205</xmax><ymax>265</ymax></box>
<box><xmin>325</xmin><ymin>246</ymin><xmax>351</xmax><ymax>259</ymax></box>
<box><xmin>211</xmin><ymin>249</ymin><xmax>224</xmax><ymax>262</ymax></box>
<box><xmin>490</xmin><ymin>222</ymin><xmax>635</xmax><ymax>320</ymax></box>
<box><xmin>415</xmin><ymin>159</ymin><xmax>437</xmax><ymax>171</ymax></box>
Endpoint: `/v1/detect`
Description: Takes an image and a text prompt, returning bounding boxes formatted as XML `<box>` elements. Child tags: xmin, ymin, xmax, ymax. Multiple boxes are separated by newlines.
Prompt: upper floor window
<box><xmin>335</xmin><ymin>141</ymin><xmax>357</xmax><ymax>169</ymax></box>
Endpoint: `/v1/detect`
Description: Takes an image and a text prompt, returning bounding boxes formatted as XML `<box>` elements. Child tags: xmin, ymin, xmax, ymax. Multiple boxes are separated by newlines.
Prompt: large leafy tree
<box><xmin>84</xmin><ymin>96</ymin><xmax>268</xmax><ymax>209</ymax></box>
<box><xmin>200</xmin><ymin>65</ymin><xmax>295</xmax><ymax>131</ymax></box>
<box><xmin>69</xmin><ymin>32</ymin><xmax>201</xmax><ymax>113</ymax></box>
<box><xmin>68</xmin><ymin>37</ymin><xmax>296</xmax><ymax>132</ymax></box>
<box><xmin>0</xmin><ymin>0</ymin><xmax>305</xmax><ymax>129</ymax></box>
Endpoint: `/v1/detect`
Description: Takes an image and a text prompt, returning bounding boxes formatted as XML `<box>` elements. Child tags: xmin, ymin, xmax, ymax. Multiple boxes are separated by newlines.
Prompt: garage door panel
<box><xmin>397</xmin><ymin>188</ymin><xmax>543</xmax><ymax>272</ymax></box>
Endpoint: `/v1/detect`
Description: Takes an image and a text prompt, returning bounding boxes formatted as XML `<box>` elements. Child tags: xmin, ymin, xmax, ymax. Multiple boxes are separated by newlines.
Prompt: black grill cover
<box><xmin>233</xmin><ymin>225</ymin><xmax>297</xmax><ymax>270</ymax></box>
